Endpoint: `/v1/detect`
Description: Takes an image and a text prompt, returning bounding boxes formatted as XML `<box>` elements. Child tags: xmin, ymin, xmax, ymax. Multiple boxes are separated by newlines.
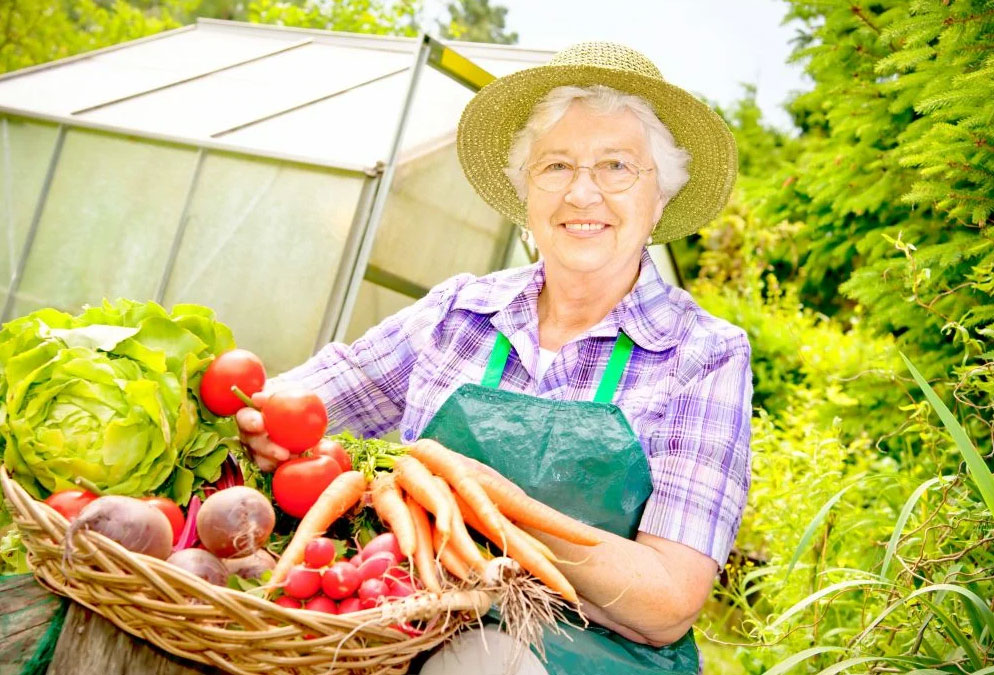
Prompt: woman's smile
<box><xmin>559</xmin><ymin>219</ymin><xmax>611</xmax><ymax>237</ymax></box>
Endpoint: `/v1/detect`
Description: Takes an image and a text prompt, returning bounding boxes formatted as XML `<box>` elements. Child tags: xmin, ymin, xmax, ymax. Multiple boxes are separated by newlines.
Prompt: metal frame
<box><xmin>1</xmin><ymin>126</ymin><xmax>66</xmax><ymax>322</ymax></box>
<box><xmin>155</xmin><ymin>148</ymin><xmax>206</xmax><ymax>303</ymax></box>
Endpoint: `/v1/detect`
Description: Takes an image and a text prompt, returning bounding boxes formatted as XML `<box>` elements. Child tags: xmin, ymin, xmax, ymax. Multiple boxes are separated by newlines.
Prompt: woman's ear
<box><xmin>653</xmin><ymin>192</ymin><xmax>667</xmax><ymax>223</ymax></box>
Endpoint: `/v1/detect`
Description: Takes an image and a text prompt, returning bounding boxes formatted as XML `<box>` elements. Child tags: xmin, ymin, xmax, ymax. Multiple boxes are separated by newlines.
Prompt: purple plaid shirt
<box><xmin>277</xmin><ymin>249</ymin><xmax>752</xmax><ymax>566</ymax></box>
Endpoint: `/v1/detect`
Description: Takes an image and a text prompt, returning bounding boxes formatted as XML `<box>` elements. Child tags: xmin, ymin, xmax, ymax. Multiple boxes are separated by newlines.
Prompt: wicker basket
<box><xmin>0</xmin><ymin>468</ymin><xmax>494</xmax><ymax>675</ymax></box>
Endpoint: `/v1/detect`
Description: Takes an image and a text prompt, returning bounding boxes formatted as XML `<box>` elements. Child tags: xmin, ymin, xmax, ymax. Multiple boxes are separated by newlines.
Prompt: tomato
<box><xmin>303</xmin><ymin>537</ymin><xmax>337</xmax><ymax>568</ymax></box>
<box><xmin>142</xmin><ymin>497</ymin><xmax>186</xmax><ymax>545</ymax></box>
<box><xmin>272</xmin><ymin>456</ymin><xmax>342</xmax><ymax>519</ymax></box>
<box><xmin>44</xmin><ymin>489</ymin><xmax>98</xmax><ymax>521</ymax></box>
<box><xmin>200</xmin><ymin>349</ymin><xmax>266</xmax><ymax>416</ymax></box>
<box><xmin>311</xmin><ymin>439</ymin><xmax>352</xmax><ymax>473</ymax></box>
<box><xmin>262</xmin><ymin>389</ymin><xmax>328</xmax><ymax>453</ymax></box>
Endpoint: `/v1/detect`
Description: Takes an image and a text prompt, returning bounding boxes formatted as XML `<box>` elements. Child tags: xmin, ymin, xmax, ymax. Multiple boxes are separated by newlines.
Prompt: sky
<box><xmin>426</xmin><ymin>0</ymin><xmax>810</xmax><ymax>130</ymax></box>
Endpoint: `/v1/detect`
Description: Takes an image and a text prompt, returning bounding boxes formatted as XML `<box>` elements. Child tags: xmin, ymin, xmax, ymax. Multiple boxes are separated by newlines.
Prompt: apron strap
<box><xmin>481</xmin><ymin>332</ymin><xmax>513</xmax><ymax>388</ymax></box>
<box><xmin>593</xmin><ymin>331</ymin><xmax>634</xmax><ymax>403</ymax></box>
<box><xmin>481</xmin><ymin>331</ymin><xmax>635</xmax><ymax>403</ymax></box>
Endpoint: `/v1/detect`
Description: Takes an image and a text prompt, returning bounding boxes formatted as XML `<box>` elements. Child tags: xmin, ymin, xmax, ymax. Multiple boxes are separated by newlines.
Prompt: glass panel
<box><xmin>161</xmin><ymin>152</ymin><xmax>363</xmax><ymax>373</ymax></box>
<box><xmin>81</xmin><ymin>43</ymin><xmax>412</xmax><ymax>144</ymax></box>
<box><xmin>367</xmin><ymin>142</ymin><xmax>513</xmax><ymax>291</ymax></box>
<box><xmin>9</xmin><ymin>128</ymin><xmax>197</xmax><ymax>318</ymax></box>
<box><xmin>344</xmin><ymin>280</ymin><xmax>418</xmax><ymax>344</ymax></box>
<box><xmin>0</xmin><ymin>116</ymin><xmax>60</xmax><ymax>310</ymax></box>
<box><xmin>0</xmin><ymin>29</ymin><xmax>302</xmax><ymax>116</ymax></box>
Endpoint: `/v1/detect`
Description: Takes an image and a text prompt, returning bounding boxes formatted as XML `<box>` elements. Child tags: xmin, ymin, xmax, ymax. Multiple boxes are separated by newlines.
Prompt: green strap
<box><xmin>481</xmin><ymin>331</ymin><xmax>635</xmax><ymax>403</ymax></box>
<box><xmin>481</xmin><ymin>332</ymin><xmax>513</xmax><ymax>388</ymax></box>
<box><xmin>593</xmin><ymin>331</ymin><xmax>634</xmax><ymax>403</ymax></box>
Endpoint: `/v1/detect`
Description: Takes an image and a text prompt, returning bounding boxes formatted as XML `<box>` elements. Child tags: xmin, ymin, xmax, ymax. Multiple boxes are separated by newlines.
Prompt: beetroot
<box><xmin>196</xmin><ymin>486</ymin><xmax>275</xmax><ymax>558</ymax></box>
<box><xmin>167</xmin><ymin>548</ymin><xmax>229</xmax><ymax>586</ymax></box>
<box><xmin>67</xmin><ymin>496</ymin><xmax>173</xmax><ymax>560</ymax></box>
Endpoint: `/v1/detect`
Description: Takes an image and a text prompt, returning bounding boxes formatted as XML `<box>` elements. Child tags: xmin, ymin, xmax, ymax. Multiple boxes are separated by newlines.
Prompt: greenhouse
<box><xmin>0</xmin><ymin>19</ymin><xmax>681</xmax><ymax>373</ymax></box>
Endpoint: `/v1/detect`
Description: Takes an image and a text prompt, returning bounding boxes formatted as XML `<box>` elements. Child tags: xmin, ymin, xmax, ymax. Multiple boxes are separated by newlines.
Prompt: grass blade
<box><xmin>880</xmin><ymin>476</ymin><xmax>954</xmax><ymax>580</ymax></box>
<box><xmin>763</xmin><ymin>646</ymin><xmax>847</xmax><ymax>675</ymax></box>
<box><xmin>769</xmin><ymin>578</ymin><xmax>892</xmax><ymax>630</ymax></box>
<box><xmin>854</xmin><ymin>583</ymin><xmax>994</xmax><ymax>645</ymax></box>
<box><xmin>817</xmin><ymin>656</ymin><xmax>943</xmax><ymax>675</ymax></box>
<box><xmin>901</xmin><ymin>353</ymin><xmax>994</xmax><ymax>516</ymax></box>
<box><xmin>918</xmin><ymin>599</ymin><xmax>984</xmax><ymax>670</ymax></box>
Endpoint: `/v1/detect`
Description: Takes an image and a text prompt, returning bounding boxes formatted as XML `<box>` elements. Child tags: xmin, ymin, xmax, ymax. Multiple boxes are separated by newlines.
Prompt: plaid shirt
<box><xmin>277</xmin><ymin>249</ymin><xmax>752</xmax><ymax>566</ymax></box>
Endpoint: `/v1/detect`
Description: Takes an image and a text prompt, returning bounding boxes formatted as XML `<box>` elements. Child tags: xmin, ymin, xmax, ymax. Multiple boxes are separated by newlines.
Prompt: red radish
<box><xmin>358</xmin><ymin>551</ymin><xmax>398</xmax><ymax>581</ymax></box>
<box><xmin>321</xmin><ymin>562</ymin><xmax>360</xmax><ymax>600</ymax></box>
<box><xmin>391</xmin><ymin>622</ymin><xmax>424</xmax><ymax>637</ymax></box>
<box><xmin>166</xmin><ymin>548</ymin><xmax>228</xmax><ymax>586</ymax></box>
<box><xmin>304</xmin><ymin>537</ymin><xmax>337</xmax><ymax>568</ymax></box>
<box><xmin>274</xmin><ymin>596</ymin><xmax>301</xmax><ymax>609</ymax></box>
<box><xmin>303</xmin><ymin>596</ymin><xmax>338</xmax><ymax>614</ymax></box>
<box><xmin>67</xmin><ymin>496</ymin><xmax>173</xmax><ymax>560</ymax></box>
<box><xmin>349</xmin><ymin>553</ymin><xmax>362</xmax><ymax>566</ymax></box>
<box><xmin>358</xmin><ymin>578</ymin><xmax>389</xmax><ymax>603</ymax></box>
<box><xmin>196</xmin><ymin>486</ymin><xmax>275</xmax><ymax>558</ymax></box>
<box><xmin>338</xmin><ymin>597</ymin><xmax>362</xmax><ymax>614</ymax></box>
<box><xmin>387</xmin><ymin>577</ymin><xmax>416</xmax><ymax>599</ymax></box>
<box><xmin>362</xmin><ymin>532</ymin><xmax>402</xmax><ymax>561</ymax></box>
<box><xmin>359</xmin><ymin>597</ymin><xmax>377</xmax><ymax>610</ymax></box>
<box><xmin>284</xmin><ymin>566</ymin><xmax>322</xmax><ymax>599</ymax></box>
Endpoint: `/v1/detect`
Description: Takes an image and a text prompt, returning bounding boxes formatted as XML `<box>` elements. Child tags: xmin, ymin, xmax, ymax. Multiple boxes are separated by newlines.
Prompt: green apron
<box><xmin>420</xmin><ymin>332</ymin><xmax>700</xmax><ymax>675</ymax></box>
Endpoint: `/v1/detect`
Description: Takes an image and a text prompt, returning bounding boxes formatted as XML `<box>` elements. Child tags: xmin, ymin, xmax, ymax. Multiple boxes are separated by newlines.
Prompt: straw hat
<box><xmin>457</xmin><ymin>41</ymin><xmax>737</xmax><ymax>244</ymax></box>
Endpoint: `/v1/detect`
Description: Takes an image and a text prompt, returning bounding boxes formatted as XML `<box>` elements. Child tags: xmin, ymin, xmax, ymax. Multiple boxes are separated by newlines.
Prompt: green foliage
<box><xmin>437</xmin><ymin>0</ymin><xmax>518</xmax><ymax>44</ymax></box>
<box><xmin>0</xmin><ymin>0</ymin><xmax>187</xmax><ymax>75</ymax></box>
<box><xmin>244</xmin><ymin>0</ymin><xmax>421</xmax><ymax>35</ymax></box>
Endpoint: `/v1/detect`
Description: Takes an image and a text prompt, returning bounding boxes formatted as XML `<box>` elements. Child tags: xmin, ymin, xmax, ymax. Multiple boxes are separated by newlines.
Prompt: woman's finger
<box><xmin>245</xmin><ymin>433</ymin><xmax>290</xmax><ymax>463</ymax></box>
<box><xmin>235</xmin><ymin>406</ymin><xmax>265</xmax><ymax>434</ymax></box>
<box><xmin>253</xmin><ymin>452</ymin><xmax>279</xmax><ymax>473</ymax></box>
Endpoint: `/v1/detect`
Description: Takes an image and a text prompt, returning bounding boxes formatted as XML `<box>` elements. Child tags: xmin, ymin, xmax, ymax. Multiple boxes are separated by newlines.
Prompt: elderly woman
<box><xmin>238</xmin><ymin>42</ymin><xmax>751</xmax><ymax>675</ymax></box>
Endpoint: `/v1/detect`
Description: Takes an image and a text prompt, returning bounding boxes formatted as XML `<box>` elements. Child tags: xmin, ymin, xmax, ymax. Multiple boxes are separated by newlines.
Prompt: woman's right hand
<box><xmin>235</xmin><ymin>391</ymin><xmax>291</xmax><ymax>472</ymax></box>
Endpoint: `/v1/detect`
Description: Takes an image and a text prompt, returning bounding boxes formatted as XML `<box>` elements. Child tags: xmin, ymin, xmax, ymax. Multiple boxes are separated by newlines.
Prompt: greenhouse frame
<box><xmin>0</xmin><ymin>20</ymin><xmax>681</xmax><ymax>372</ymax></box>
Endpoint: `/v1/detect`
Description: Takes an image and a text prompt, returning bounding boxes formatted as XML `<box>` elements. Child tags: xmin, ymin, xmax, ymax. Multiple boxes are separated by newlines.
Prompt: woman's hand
<box><xmin>235</xmin><ymin>389</ymin><xmax>292</xmax><ymax>472</ymax></box>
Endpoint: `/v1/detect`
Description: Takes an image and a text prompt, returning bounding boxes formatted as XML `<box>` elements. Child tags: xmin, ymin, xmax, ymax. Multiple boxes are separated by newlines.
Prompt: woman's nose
<box><xmin>564</xmin><ymin>168</ymin><xmax>604</xmax><ymax>208</ymax></box>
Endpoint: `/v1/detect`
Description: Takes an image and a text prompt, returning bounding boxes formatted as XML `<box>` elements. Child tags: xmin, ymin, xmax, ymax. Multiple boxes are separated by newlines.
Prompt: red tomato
<box><xmin>200</xmin><ymin>349</ymin><xmax>266</xmax><ymax>416</ymax></box>
<box><xmin>311</xmin><ymin>439</ymin><xmax>352</xmax><ymax>472</ymax></box>
<box><xmin>272</xmin><ymin>456</ymin><xmax>342</xmax><ymax>519</ymax></box>
<box><xmin>44</xmin><ymin>490</ymin><xmax>98</xmax><ymax>521</ymax></box>
<box><xmin>321</xmin><ymin>562</ymin><xmax>361</xmax><ymax>600</ymax></box>
<box><xmin>141</xmin><ymin>497</ymin><xmax>185</xmax><ymax>545</ymax></box>
<box><xmin>262</xmin><ymin>389</ymin><xmax>328</xmax><ymax>453</ymax></box>
<box><xmin>304</xmin><ymin>537</ymin><xmax>337</xmax><ymax>568</ymax></box>
<box><xmin>285</xmin><ymin>566</ymin><xmax>322</xmax><ymax>599</ymax></box>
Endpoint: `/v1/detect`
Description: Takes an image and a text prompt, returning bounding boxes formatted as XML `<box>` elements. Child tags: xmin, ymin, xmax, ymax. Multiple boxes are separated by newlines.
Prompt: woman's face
<box><xmin>525</xmin><ymin>101</ymin><xmax>665</xmax><ymax>278</ymax></box>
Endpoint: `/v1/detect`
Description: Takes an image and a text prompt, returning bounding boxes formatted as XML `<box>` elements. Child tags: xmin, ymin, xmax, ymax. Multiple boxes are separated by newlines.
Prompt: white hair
<box><xmin>503</xmin><ymin>85</ymin><xmax>691</xmax><ymax>201</ymax></box>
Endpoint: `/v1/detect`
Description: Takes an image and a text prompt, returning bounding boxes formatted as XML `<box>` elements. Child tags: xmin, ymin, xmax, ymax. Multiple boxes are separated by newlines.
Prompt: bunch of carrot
<box><xmin>270</xmin><ymin>439</ymin><xmax>602</xmax><ymax>605</ymax></box>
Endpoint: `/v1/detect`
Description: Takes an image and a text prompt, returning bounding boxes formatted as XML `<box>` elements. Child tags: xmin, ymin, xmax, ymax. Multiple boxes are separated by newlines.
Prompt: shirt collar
<box><xmin>452</xmin><ymin>249</ymin><xmax>683</xmax><ymax>353</ymax></box>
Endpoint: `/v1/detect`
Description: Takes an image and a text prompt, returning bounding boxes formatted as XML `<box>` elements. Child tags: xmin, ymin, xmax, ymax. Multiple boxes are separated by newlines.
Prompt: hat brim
<box><xmin>457</xmin><ymin>63</ymin><xmax>738</xmax><ymax>244</ymax></box>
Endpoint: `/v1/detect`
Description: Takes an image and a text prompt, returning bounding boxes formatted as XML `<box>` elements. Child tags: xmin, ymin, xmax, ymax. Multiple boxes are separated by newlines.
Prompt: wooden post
<box><xmin>47</xmin><ymin>603</ymin><xmax>223</xmax><ymax>675</ymax></box>
<box><xmin>0</xmin><ymin>575</ymin><xmax>62</xmax><ymax>675</ymax></box>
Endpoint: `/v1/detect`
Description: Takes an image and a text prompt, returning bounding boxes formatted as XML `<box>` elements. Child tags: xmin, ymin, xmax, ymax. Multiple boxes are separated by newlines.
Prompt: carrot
<box><xmin>270</xmin><ymin>470</ymin><xmax>367</xmax><ymax>588</ymax></box>
<box><xmin>393</xmin><ymin>455</ymin><xmax>451</xmax><ymax>545</ymax></box>
<box><xmin>454</xmin><ymin>492</ymin><xmax>555</xmax><ymax>562</ymax></box>
<box><xmin>406</xmin><ymin>495</ymin><xmax>441</xmax><ymax>592</ymax></box>
<box><xmin>432</xmin><ymin>525</ymin><xmax>472</xmax><ymax>581</ymax></box>
<box><xmin>472</xmin><ymin>471</ymin><xmax>602</xmax><ymax>546</ymax></box>
<box><xmin>408</xmin><ymin>440</ymin><xmax>507</xmax><ymax>550</ymax></box>
<box><xmin>431</xmin><ymin>477</ymin><xmax>488</xmax><ymax>574</ymax></box>
<box><xmin>451</xmin><ymin>495</ymin><xmax>578</xmax><ymax>602</ymax></box>
<box><xmin>370</xmin><ymin>473</ymin><xmax>417</xmax><ymax>557</ymax></box>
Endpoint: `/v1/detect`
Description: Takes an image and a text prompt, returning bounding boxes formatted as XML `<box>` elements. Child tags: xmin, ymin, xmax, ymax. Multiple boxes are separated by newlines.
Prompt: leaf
<box><xmin>769</xmin><ymin>578</ymin><xmax>893</xmax><ymax>630</ymax></box>
<box><xmin>880</xmin><ymin>475</ymin><xmax>954</xmax><ymax>580</ymax></box>
<box><xmin>763</xmin><ymin>646</ymin><xmax>848</xmax><ymax>675</ymax></box>
<box><xmin>854</xmin><ymin>584</ymin><xmax>994</xmax><ymax>646</ymax></box>
<box><xmin>44</xmin><ymin>324</ymin><xmax>140</xmax><ymax>351</ymax></box>
<box><xmin>900</xmin><ymin>353</ymin><xmax>994</xmax><ymax>516</ymax></box>
<box><xmin>918</xmin><ymin>599</ymin><xmax>985</xmax><ymax>670</ymax></box>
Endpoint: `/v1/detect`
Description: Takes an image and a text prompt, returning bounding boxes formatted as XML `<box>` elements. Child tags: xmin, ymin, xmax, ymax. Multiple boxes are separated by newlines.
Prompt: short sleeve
<box><xmin>638</xmin><ymin>334</ymin><xmax>753</xmax><ymax>567</ymax></box>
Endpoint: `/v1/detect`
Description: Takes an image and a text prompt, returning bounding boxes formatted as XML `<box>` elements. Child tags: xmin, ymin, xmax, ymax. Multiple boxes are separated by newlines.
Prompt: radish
<box><xmin>303</xmin><ymin>596</ymin><xmax>338</xmax><ymax>614</ymax></box>
<box><xmin>357</xmin><ymin>551</ymin><xmax>398</xmax><ymax>581</ymax></box>
<box><xmin>284</xmin><ymin>566</ymin><xmax>322</xmax><ymax>599</ymax></box>
<box><xmin>274</xmin><ymin>596</ymin><xmax>301</xmax><ymax>609</ymax></box>
<box><xmin>358</xmin><ymin>577</ymin><xmax>389</xmax><ymax>603</ymax></box>
<box><xmin>167</xmin><ymin>548</ymin><xmax>229</xmax><ymax>586</ymax></box>
<box><xmin>338</xmin><ymin>597</ymin><xmax>362</xmax><ymax>614</ymax></box>
<box><xmin>362</xmin><ymin>532</ymin><xmax>402</xmax><ymax>560</ymax></box>
<box><xmin>321</xmin><ymin>562</ymin><xmax>360</xmax><ymax>600</ymax></box>
<box><xmin>386</xmin><ymin>577</ymin><xmax>416</xmax><ymax>599</ymax></box>
<box><xmin>196</xmin><ymin>486</ymin><xmax>275</xmax><ymax>558</ymax></box>
<box><xmin>303</xmin><ymin>537</ymin><xmax>336</xmax><ymax>568</ymax></box>
<box><xmin>67</xmin><ymin>496</ymin><xmax>173</xmax><ymax>560</ymax></box>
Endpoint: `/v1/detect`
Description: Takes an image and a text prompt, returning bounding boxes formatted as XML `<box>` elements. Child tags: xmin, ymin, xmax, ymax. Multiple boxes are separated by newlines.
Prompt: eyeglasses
<box><xmin>526</xmin><ymin>159</ymin><xmax>654</xmax><ymax>193</ymax></box>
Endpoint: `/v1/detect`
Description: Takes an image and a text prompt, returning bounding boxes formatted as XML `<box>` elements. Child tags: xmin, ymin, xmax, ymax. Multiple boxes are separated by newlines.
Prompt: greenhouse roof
<box><xmin>0</xmin><ymin>20</ymin><xmax>552</xmax><ymax>173</ymax></box>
